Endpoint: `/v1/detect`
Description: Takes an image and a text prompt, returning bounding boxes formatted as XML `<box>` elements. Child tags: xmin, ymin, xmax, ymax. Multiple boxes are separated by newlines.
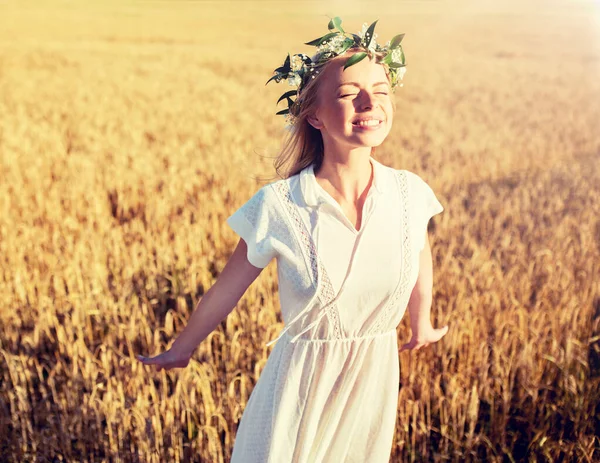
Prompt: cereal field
<box><xmin>1</xmin><ymin>0</ymin><xmax>599</xmax><ymax>461</ymax></box>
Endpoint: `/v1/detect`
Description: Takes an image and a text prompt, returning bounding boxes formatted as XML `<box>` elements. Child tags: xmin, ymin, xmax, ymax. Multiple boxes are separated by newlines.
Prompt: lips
<box><xmin>351</xmin><ymin>115</ymin><xmax>384</xmax><ymax>126</ymax></box>
<box><xmin>352</xmin><ymin>119</ymin><xmax>384</xmax><ymax>127</ymax></box>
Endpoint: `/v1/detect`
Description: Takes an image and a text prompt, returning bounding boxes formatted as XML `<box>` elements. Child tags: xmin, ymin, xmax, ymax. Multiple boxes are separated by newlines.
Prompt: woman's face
<box><xmin>308</xmin><ymin>52</ymin><xmax>394</xmax><ymax>151</ymax></box>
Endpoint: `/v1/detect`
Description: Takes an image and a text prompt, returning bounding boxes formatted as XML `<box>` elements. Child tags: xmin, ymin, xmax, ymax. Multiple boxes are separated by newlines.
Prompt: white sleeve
<box><xmin>406</xmin><ymin>171</ymin><xmax>444</xmax><ymax>252</ymax></box>
<box><xmin>226</xmin><ymin>185</ymin><xmax>279</xmax><ymax>268</ymax></box>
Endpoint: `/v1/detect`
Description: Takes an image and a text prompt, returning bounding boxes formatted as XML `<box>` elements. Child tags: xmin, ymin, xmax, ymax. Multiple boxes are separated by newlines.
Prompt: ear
<box><xmin>307</xmin><ymin>112</ymin><xmax>324</xmax><ymax>130</ymax></box>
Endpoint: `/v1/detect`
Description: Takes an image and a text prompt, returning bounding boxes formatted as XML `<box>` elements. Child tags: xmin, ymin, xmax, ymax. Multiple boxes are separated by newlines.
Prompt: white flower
<box><xmin>368</xmin><ymin>36</ymin><xmax>378</xmax><ymax>53</ymax></box>
<box><xmin>391</xmin><ymin>48</ymin><xmax>403</xmax><ymax>64</ymax></box>
<box><xmin>398</xmin><ymin>66</ymin><xmax>407</xmax><ymax>80</ymax></box>
<box><xmin>317</xmin><ymin>34</ymin><xmax>347</xmax><ymax>55</ymax></box>
<box><xmin>291</xmin><ymin>55</ymin><xmax>304</xmax><ymax>72</ymax></box>
<box><xmin>288</xmin><ymin>73</ymin><xmax>302</xmax><ymax>87</ymax></box>
<box><xmin>357</xmin><ymin>23</ymin><xmax>368</xmax><ymax>39</ymax></box>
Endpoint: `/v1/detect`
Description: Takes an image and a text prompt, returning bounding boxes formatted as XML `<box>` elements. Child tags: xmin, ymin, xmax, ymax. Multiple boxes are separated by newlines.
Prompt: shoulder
<box><xmin>395</xmin><ymin>169</ymin><xmax>434</xmax><ymax>192</ymax></box>
<box><xmin>262</xmin><ymin>177</ymin><xmax>288</xmax><ymax>199</ymax></box>
<box><xmin>238</xmin><ymin>184</ymin><xmax>276</xmax><ymax>220</ymax></box>
<box><xmin>232</xmin><ymin>181</ymin><xmax>282</xmax><ymax>219</ymax></box>
<box><xmin>263</xmin><ymin>173</ymin><xmax>301</xmax><ymax>204</ymax></box>
<box><xmin>395</xmin><ymin>168</ymin><xmax>420</xmax><ymax>183</ymax></box>
<box><xmin>386</xmin><ymin>168</ymin><xmax>418</xmax><ymax>193</ymax></box>
<box><xmin>245</xmin><ymin>177</ymin><xmax>293</xmax><ymax>215</ymax></box>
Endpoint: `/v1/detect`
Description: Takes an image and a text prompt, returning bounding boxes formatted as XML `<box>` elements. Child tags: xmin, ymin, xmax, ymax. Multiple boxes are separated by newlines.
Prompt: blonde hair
<box><xmin>271</xmin><ymin>48</ymin><xmax>397</xmax><ymax>181</ymax></box>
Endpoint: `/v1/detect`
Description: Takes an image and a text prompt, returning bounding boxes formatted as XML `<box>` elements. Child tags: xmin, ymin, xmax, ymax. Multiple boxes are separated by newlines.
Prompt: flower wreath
<box><xmin>266</xmin><ymin>17</ymin><xmax>407</xmax><ymax>128</ymax></box>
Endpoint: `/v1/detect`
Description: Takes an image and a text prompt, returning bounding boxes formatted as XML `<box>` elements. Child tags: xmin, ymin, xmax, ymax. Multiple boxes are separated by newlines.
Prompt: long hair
<box><xmin>272</xmin><ymin>48</ymin><xmax>397</xmax><ymax>180</ymax></box>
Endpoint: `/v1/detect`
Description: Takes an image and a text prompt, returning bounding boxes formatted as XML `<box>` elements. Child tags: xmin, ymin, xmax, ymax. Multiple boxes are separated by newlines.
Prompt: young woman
<box><xmin>138</xmin><ymin>18</ymin><xmax>449</xmax><ymax>462</ymax></box>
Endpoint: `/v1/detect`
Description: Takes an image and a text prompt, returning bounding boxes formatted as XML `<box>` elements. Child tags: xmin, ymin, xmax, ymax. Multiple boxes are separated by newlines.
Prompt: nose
<box><xmin>359</xmin><ymin>90</ymin><xmax>377</xmax><ymax>110</ymax></box>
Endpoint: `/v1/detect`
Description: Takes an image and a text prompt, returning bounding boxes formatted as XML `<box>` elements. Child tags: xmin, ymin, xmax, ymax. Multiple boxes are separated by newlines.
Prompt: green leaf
<box><xmin>389</xmin><ymin>33</ymin><xmax>405</xmax><ymax>49</ymax></box>
<box><xmin>305</xmin><ymin>31</ymin><xmax>339</xmax><ymax>47</ymax></box>
<box><xmin>276</xmin><ymin>108</ymin><xmax>290</xmax><ymax>115</ymax></box>
<box><xmin>265</xmin><ymin>74</ymin><xmax>279</xmax><ymax>86</ymax></box>
<box><xmin>388</xmin><ymin>62</ymin><xmax>405</xmax><ymax>69</ymax></box>
<box><xmin>305</xmin><ymin>35</ymin><xmax>326</xmax><ymax>46</ymax></box>
<box><xmin>282</xmin><ymin>53</ymin><xmax>291</xmax><ymax>73</ymax></box>
<box><xmin>343</xmin><ymin>52</ymin><xmax>367</xmax><ymax>70</ymax></box>
<box><xmin>317</xmin><ymin>32</ymin><xmax>340</xmax><ymax>46</ymax></box>
<box><xmin>381</xmin><ymin>53</ymin><xmax>393</xmax><ymax>65</ymax></box>
<box><xmin>331</xmin><ymin>16</ymin><xmax>344</xmax><ymax>33</ymax></box>
<box><xmin>339</xmin><ymin>37</ymin><xmax>354</xmax><ymax>55</ymax></box>
<box><xmin>365</xmin><ymin>20</ymin><xmax>378</xmax><ymax>48</ymax></box>
<box><xmin>277</xmin><ymin>90</ymin><xmax>298</xmax><ymax>105</ymax></box>
<box><xmin>348</xmin><ymin>33</ymin><xmax>361</xmax><ymax>47</ymax></box>
<box><xmin>328</xmin><ymin>19</ymin><xmax>335</xmax><ymax>31</ymax></box>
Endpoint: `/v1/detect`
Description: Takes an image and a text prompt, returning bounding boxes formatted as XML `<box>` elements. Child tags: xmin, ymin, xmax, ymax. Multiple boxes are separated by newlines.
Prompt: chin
<box><xmin>352</xmin><ymin>134</ymin><xmax>389</xmax><ymax>146</ymax></box>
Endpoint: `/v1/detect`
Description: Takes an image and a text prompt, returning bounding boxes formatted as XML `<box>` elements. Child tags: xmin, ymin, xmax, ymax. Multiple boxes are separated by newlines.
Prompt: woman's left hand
<box><xmin>400</xmin><ymin>324</ymin><xmax>449</xmax><ymax>352</ymax></box>
<box><xmin>136</xmin><ymin>347</ymin><xmax>193</xmax><ymax>372</ymax></box>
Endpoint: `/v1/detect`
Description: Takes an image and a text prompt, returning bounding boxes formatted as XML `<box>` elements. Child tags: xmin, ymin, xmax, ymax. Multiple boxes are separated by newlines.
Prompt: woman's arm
<box><xmin>137</xmin><ymin>237</ymin><xmax>264</xmax><ymax>370</ymax></box>
<box><xmin>400</xmin><ymin>230</ymin><xmax>449</xmax><ymax>352</ymax></box>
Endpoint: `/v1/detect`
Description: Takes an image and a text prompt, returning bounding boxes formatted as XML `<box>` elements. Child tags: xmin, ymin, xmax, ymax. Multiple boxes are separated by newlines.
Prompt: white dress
<box><xmin>226</xmin><ymin>157</ymin><xmax>444</xmax><ymax>463</ymax></box>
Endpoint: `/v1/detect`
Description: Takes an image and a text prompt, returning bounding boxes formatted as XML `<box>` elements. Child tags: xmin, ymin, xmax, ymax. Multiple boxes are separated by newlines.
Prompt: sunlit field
<box><xmin>1</xmin><ymin>0</ymin><xmax>599</xmax><ymax>461</ymax></box>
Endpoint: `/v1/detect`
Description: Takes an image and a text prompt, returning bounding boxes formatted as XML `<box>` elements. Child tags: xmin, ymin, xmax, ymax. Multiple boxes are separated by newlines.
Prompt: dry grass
<box><xmin>1</xmin><ymin>0</ymin><xmax>599</xmax><ymax>461</ymax></box>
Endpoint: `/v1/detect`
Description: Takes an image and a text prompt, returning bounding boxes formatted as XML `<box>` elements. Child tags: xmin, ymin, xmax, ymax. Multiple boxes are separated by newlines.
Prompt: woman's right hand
<box><xmin>136</xmin><ymin>347</ymin><xmax>193</xmax><ymax>372</ymax></box>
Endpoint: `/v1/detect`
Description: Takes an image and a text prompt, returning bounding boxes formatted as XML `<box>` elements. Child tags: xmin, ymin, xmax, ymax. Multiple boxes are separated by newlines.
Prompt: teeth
<box><xmin>355</xmin><ymin>120</ymin><xmax>381</xmax><ymax>127</ymax></box>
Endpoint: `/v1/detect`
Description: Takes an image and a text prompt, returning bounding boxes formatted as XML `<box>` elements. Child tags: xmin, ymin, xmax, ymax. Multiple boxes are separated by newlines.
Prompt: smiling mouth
<box><xmin>352</xmin><ymin>120</ymin><xmax>384</xmax><ymax>127</ymax></box>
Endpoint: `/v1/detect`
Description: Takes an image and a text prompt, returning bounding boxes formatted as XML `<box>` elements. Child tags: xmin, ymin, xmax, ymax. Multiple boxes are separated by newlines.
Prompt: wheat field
<box><xmin>1</xmin><ymin>0</ymin><xmax>599</xmax><ymax>461</ymax></box>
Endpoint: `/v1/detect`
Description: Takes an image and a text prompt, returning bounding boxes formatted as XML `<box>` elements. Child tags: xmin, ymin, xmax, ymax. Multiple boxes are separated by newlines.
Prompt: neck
<box><xmin>314</xmin><ymin>146</ymin><xmax>374</xmax><ymax>205</ymax></box>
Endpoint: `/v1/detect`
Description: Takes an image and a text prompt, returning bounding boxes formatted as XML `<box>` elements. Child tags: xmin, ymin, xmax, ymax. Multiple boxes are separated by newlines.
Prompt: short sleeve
<box><xmin>226</xmin><ymin>185</ymin><xmax>278</xmax><ymax>268</ymax></box>
<box><xmin>406</xmin><ymin>171</ymin><xmax>444</xmax><ymax>252</ymax></box>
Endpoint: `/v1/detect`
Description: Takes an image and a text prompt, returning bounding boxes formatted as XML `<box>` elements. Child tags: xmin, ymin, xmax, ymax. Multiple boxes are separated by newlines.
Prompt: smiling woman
<box><xmin>137</xmin><ymin>16</ymin><xmax>448</xmax><ymax>463</ymax></box>
<box><xmin>306</xmin><ymin>56</ymin><xmax>395</xmax><ymax>152</ymax></box>
<box><xmin>223</xmin><ymin>19</ymin><xmax>447</xmax><ymax>462</ymax></box>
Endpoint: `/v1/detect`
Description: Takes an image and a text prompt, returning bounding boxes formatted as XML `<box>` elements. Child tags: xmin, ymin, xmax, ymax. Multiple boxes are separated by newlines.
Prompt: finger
<box><xmin>401</xmin><ymin>341</ymin><xmax>418</xmax><ymax>352</ymax></box>
<box><xmin>137</xmin><ymin>355</ymin><xmax>160</xmax><ymax>365</ymax></box>
<box><xmin>435</xmin><ymin>326</ymin><xmax>449</xmax><ymax>341</ymax></box>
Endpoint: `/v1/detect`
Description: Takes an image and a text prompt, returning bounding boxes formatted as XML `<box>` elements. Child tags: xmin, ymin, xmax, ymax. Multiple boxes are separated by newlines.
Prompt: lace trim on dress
<box><xmin>364</xmin><ymin>169</ymin><xmax>411</xmax><ymax>337</ymax></box>
<box><xmin>271</xmin><ymin>180</ymin><xmax>343</xmax><ymax>341</ymax></box>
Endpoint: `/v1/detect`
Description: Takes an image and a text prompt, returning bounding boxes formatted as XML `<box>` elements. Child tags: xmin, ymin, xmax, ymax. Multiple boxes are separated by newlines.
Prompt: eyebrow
<box><xmin>337</xmin><ymin>81</ymin><xmax>389</xmax><ymax>89</ymax></box>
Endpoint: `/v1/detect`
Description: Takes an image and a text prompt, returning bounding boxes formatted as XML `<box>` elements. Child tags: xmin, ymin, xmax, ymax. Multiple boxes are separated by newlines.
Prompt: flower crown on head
<box><xmin>266</xmin><ymin>17</ymin><xmax>407</xmax><ymax>128</ymax></box>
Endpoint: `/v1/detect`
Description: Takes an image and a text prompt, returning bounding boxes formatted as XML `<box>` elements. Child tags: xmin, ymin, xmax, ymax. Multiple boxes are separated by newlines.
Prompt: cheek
<box><xmin>385</xmin><ymin>100</ymin><xmax>395</xmax><ymax>117</ymax></box>
<box><xmin>326</xmin><ymin>101</ymin><xmax>353</xmax><ymax>125</ymax></box>
<box><xmin>336</xmin><ymin>101</ymin><xmax>356</xmax><ymax>119</ymax></box>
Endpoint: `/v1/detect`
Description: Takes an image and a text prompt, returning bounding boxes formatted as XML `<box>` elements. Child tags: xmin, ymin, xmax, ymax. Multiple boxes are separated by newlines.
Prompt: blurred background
<box><xmin>0</xmin><ymin>0</ymin><xmax>599</xmax><ymax>461</ymax></box>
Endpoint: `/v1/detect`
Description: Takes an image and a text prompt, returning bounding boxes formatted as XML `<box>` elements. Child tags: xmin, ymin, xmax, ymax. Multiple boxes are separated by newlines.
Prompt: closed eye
<box><xmin>339</xmin><ymin>92</ymin><xmax>388</xmax><ymax>98</ymax></box>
